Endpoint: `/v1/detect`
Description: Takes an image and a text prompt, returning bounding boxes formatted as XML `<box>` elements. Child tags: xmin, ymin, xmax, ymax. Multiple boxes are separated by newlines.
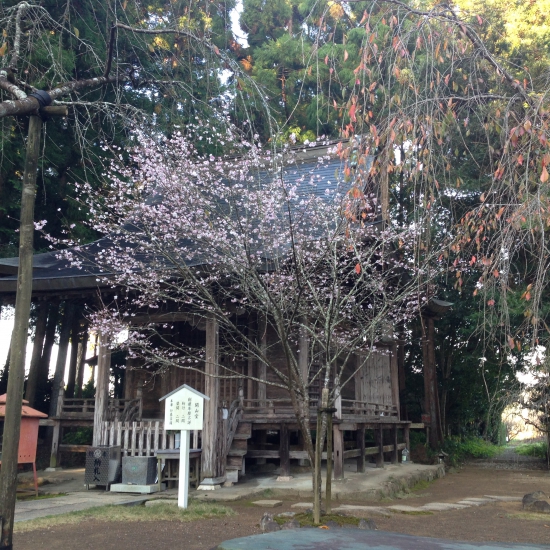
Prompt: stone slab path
<box><xmin>289</xmin><ymin>494</ymin><xmax>523</xmax><ymax>517</ymax></box>
<box><xmin>14</xmin><ymin>492</ymin><xmax>148</xmax><ymax>523</ymax></box>
<box><xmin>383</xmin><ymin>494</ymin><xmax>522</xmax><ymax>514</ymax></box>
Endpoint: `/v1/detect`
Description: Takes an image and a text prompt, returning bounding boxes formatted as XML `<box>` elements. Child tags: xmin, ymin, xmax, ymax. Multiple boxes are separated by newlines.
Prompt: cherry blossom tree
<box><xmin>64</xmin><ymin>121</ymin><xmax>442</xmax><ymax>520</ymax></box>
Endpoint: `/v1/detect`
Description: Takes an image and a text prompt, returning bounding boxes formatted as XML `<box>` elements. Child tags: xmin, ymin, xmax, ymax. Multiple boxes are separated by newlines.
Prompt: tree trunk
<box><xmin>74</xmin><ymin>323</ymin><xmax>89</xmax><ymax>397</ymax></box>
<box><xmin>25</xmin><ymin>301</ymin><xmax>48</xmax><ymax>405</ymax></box>
<box><xmin>49</xmin><ymin>302</ymin><xmax>75</xmax><ymax>417</ymax></box>
<box><xmin>35</xmin><ymin>301</ymin><xmax>59</xmax><ymax>407</ymax></box>
<box><xmin>0</xmin><ymin>342</ymin><xmax>10</xmax><ymax>395</ymax></box>
<box><xmin>0</xmin><ymin>114</ymin><xmax>42</xmax><ymax>550</ymax></box>
<box><xmin>65</xmin><ymin>312</ymin><xmax>82</xmax><ymax>398</ymax></box>
<box><xmin>422</xmin><ymin>316</ymin><xmax>442</xmax><ymax>449</ymax></box>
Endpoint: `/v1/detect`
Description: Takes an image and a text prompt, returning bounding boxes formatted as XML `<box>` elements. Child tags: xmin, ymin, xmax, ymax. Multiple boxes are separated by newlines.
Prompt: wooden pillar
<box><xmin>49</xmin><ymin>383</ymin><xmax>64</xmax><ymax>468</ymax></box>
<box><xmin>199</xmin><ymin>317</ymin><xmax>222</xmax><ymax>488</ymax></box>
<box><xmin>25</xmin><ymin>301</ymin><xmax>48</xmax><ymax>405</ymax></box>
<box><xmin>354</xmin><ymin>354</ymin><xmax>364</xmax><ymax>408</ymax></box>
<box><xmin>49</xmin><ymin>302</ymin><xmax>75</xmax><ymax>418</ymax></box>
<box><xmin>0</xmin><ymin>115</ymin><xmax>43</xmax><ymax>550</ymax></box>
<box><xmin>92</xmin><ymin>332</ymin><xmax>112</xmax><ymax>446</ymax></box>
<box><xmin>333</xmin><ymin>425</ymin><xmax>344</xmax><ymax>480</ymax></box>
<box><xmin>257</xmin><ymin>319</ymin><xmax>267</xmax><ymax>405</ymax></box>
<box><xmin>391</xmin><ymin>425</ymin><xmax>399</xmax><ymax>464</ymax></box>
<box><xmin>390</xmin><ymin>343</ymin><xmax>400</xmax><ymax>420</ymax></box>
<box><xmin>404</xmin><ymin>424</ymin><xmax>410</xmax><ymax>452</ymax></box>
<box><xmin>376</xmin><ymin>426</ymin><xmax>384</xmax><ymax>468</ymax></box>
<box><xmin>356</xmin><ymin>425</ymin><xmax>366</xmax><ymax>473</ymax></box>
<box><xmin>278</xmin><ymin>423</ymin><xmax>290</xmax><ymax>479</ymax></box>
<box><xmin>247</xmin><ymin>317</ymin><xmax>256</xmax><ymax>402</ymax></box>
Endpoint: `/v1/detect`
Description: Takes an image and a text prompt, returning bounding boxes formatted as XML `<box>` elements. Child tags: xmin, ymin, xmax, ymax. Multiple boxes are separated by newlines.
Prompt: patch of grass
<box><xmin>14</xmin><ymin>501</ymin><xmax>235</xmax><ymax>533</ymax></box>
<box><xmin>17</xmin><ymin>493</ymin><xmax>67</xmax><ymax>501</ymax></box>
<box><xmin>514</xmin><ymin>442</ymin><xmax>547</xmax><ymax>459</ymax></box>
<box><xmin>507</xmin><ymin>512</ymin><xmax>550</xmax><ymax>521</ymax></box>
<box><xmin>441</xmin><ymin>437</ymin><xmax>504</xmax><ymax>466</ymax></box>
<box><xmin>274</xmin><ymin>512</ymin><xmax>361</xmax><ymax>527</ymax></box>
<box><xmin>261</xmin><ymin>489</ymin><xmax>274</xmax><ymax>498</ymax></box>
<box><xmin>409</xmin><ymin>479</ymin><xmax>432</xmax><ymax>492</ymax></box>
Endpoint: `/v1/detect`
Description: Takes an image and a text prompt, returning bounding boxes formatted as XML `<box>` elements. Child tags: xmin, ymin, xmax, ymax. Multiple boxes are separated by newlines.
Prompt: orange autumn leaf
<box><xmin>355</xmin><ymin>263</ymin><xmax>361</xmax><ymax>274</ymax></box>
<box><xmin>541</xmin><ymin>166</ymin><xmax>549</xmax><ymax>183</ymax></box>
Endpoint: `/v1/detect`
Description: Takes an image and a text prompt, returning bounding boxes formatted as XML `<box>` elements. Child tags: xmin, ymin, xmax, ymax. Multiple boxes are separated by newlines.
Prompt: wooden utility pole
<box><xmin>0</xmin><ymin>104</ymin><xmax>67</xmax><ymax>550</ymax></box>
<box><xmin>0</xmin><ymin>114</ymin><xmax>42</xmax><ymax>550</ymax></box>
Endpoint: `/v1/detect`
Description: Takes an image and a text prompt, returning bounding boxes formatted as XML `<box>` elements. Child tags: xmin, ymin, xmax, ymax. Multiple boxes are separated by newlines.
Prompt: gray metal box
<box><xmin>85</xmin><ymin>446</ymin><xmax>121</xmax><ymax>487</ymax></box>
<box><xmin>122</xmin><ymin>456</ymin><xmax>157</xmax><ymax>485</ymax></box>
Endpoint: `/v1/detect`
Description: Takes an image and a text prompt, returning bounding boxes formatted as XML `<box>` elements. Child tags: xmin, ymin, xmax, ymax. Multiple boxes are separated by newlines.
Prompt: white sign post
<box><xmin>160</xmin><ymin>384</ymin><xmax>209</xmax><ymax>509</ymax></box>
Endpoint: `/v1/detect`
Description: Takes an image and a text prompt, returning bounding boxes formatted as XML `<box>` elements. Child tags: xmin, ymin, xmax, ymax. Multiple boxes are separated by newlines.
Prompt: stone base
<box><xmin>110</xmin><ymin>483</ymin><xmax>165</xmax><ymax>494</ymax></box>
<box><xmin>197</xmin><ymin>484</ymin><xmax>222</xmax><ymax>491</ymax></box>
<box><xmin>197</xmin><ymin>476</ymin><xmax>225</xmax><ymax>491</ymax></box>
<box><xmin>276</xmin><ymin>476</ymin><xmax>293</xmax><ymax>482</ymax></box>
<box><xmin>226</xmin><ymin>469</ymin><xmax>239</xmax><ymax>483</ymax></box>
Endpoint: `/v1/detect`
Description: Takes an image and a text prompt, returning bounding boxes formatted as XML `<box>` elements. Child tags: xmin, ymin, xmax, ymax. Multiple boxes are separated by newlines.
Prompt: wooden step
<box><xmin>230</xmin><ymin>438</ymin><xmax>248</xmax><ymax>451</ymax></box>
<box><xmin>235</xmin><ymin>422</ymin><xmax>252</xmax><ymax>437</ymax></box>
<box><xmin>232</xmin><ymin>433</ymin><xmax>251</xmax><ymax>440</ymax></box>
<box><xmin>226</xmin><ymin>455</ymin><xmax>245</xmax><ymax>469</ymax></box>
<box><xmin>228</xmin><ymin>449</ymin><xmax>247</xmax><ymax>457</ymax></box>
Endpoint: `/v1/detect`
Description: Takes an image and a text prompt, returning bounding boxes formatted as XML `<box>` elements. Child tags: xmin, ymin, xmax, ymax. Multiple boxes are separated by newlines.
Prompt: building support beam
<box><xmin>376</xmin><ymin>426</ymin><xmax>384</xmax><ymax>468</ymax></box>
<box><xmin>92</xmin><ymin>332</ymin><xmax>112</xmax><ymax>446</ymax></box>
<box><xmin>356</xmin><ymin>425</ymin><xmax>366</xmax><ymax>474</ymax></box>
<box><xmin>257</xmin><ymin>319</ymin><xmax>267</xmax><ymax>405</ymax></box>
<box><xmin>391</xmin><ymin>425</ymin><xmax>399</xmax><ymax>465</ymax></box>
<box><xmin>199</xmin><ymin>316</ymin><xmax>223</xmax><ymax>489</ymax></box>
<box><xmin>278</xmin><ymin>423</ymin><xmax>290</xmax><ymax>479</ymax></box>
<box><xmin>333</xmin><ymin>426</ymin><xmax>344</xmax><ymax>480</ymax></box>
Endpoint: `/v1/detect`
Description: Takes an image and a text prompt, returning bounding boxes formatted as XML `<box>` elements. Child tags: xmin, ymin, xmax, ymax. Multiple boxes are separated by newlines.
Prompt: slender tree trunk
<box><xmin>0</xmin><ymin>343</ymin><xmax>10</xmax><ymax>395</ymax></box>
<box><xmin>35</xmin><ymin>302</ymin><xmax>59</xmax><ymax>407</ymax></box>
<box><xmin>74</xmin><ymin>324</ymin><xmax>88</xmax><ymax>398</ymax></box>
<box><xmin>25</xmin><ymin>301</ymin><xmax>48</xmax><ymax>404</ymax></box>
<box><xmin>49</xmin><ymin>302</ymin><xmax>75</xmax><ymax>417</ymax></box>
<box><xmin>65</xmin><ymin>312</ymin><xmax>81</xmax><ymax>398</ymax></box>
<box><xmin>0</xmin><ymin>114</ymin><xmax>42</xmax><ymax>550</ymax></box>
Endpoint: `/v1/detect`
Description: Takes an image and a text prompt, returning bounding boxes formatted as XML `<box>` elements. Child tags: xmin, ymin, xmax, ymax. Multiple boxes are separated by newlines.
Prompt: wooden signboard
<box><xmin>160</xmin><ymin>384</ymin><xmax>209</xmax><ymax>508</ymax></box>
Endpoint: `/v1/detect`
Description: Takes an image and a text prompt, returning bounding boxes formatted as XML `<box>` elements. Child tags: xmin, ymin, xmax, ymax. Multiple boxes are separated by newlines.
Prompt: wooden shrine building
<box><xmin>0</xmin><ymin>142</ymin><xmax>434</xmax><ymax>488</ymax></box>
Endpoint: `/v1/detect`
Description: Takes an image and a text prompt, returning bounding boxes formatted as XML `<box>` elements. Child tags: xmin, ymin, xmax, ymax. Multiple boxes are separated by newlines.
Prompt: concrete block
<box><xmin>421</xmin><ymin>502</ymin><xmax>469</xmax><ymax>511</ymax></box>
<box><xmin>387</xmin><ymin>505</ymin><xmax>425</xmax><ymax>513</ymax></box>
<box><xmin>110</xmin><ymin>483</ymin><xmax>165</xmax><ymax>494</ymax></box>
<box><xmin>226</xmin><ymin>469</ymin><xmax>239</xmax><ymax>483</ymax></box>
<box><xmin>291</xmin><ymin>502</ymin><xmax>313</xmax><ymax>509</ymax></box>
<box><xmin>252</xmin><ymin>500</ymin><xmax>283</xmax><ymax>508</ymax></box>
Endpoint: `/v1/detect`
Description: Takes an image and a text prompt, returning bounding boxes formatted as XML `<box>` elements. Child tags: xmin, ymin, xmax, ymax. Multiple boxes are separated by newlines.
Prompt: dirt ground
<box><xmin>14</xmin><ymin>465</ymin><xmax>550</xmax><ymax>550</ymax></box>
